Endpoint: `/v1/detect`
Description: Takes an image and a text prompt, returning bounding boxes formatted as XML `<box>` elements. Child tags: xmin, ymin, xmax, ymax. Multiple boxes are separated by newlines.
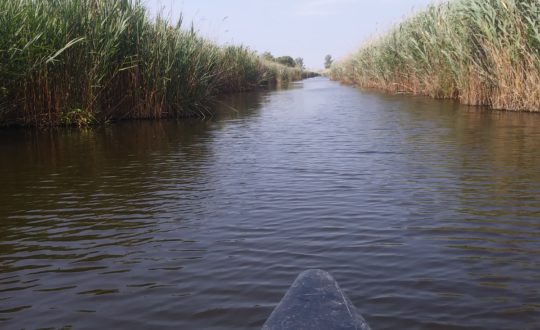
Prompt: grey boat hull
<box><xmin>262</xmin><ymin>269</ymin><xmax>371</xmax><ymax>330</ymax></box>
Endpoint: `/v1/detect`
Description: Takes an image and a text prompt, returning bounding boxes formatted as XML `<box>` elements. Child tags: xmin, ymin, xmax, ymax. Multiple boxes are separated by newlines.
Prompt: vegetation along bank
<box><xmin>331</xmin><ymin>0</ymin><xmax>540</xmax><ymax>111</ymax></box>
<box><xmin>0</xmin><ymin>0</ymin><xmax>312</xmax><ymax>127</ymax></box>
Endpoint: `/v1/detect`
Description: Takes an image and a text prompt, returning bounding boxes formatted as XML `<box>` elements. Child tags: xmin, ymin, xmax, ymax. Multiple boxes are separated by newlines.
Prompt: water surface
<box><xmin>1</xmin><ymin>78</ymin><xmax>540</xmax><ymax>329</ymax></box>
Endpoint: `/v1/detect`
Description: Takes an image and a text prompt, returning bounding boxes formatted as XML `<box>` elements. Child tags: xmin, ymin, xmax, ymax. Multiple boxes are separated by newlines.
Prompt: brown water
<box><xmin>1</xmin><ymin>78</ymin><xmax>540</xmax><ymax>329</ymax></box>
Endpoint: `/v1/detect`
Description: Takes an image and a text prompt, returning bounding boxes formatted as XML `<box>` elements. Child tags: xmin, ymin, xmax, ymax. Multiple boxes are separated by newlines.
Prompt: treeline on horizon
<box><xmin>0</xmin><ymin>0</ymin><xmax>315</xmax><ymax>127</ymax></box>
<box><xmin>331</xmin><ymin>0</ymin><xmax>540</xmax><ymax>112</ymax></box>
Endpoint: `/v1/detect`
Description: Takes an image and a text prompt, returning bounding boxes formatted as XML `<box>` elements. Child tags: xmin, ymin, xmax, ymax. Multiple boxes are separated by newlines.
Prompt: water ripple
<box><xmin>1</xmin><ymin>79</ymin><xmax>540</xmax><ymax>329</ymax></box>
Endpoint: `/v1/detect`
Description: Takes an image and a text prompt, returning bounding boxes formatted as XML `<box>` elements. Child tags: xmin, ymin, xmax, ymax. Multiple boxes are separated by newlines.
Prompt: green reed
<box><xmin>331</xmin><ymin>0</ymin><xmax>540</xmax><ymax>111</ymax></box>
<box><xmin>0</xmin><ymin>0</ymin><xmax>305</xmax><ymax>126</ymax></box>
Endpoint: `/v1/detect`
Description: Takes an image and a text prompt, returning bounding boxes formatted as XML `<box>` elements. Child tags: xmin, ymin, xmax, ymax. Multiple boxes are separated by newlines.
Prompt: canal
<box><xmin>1</xmin><ymin>78</ymin><xmax>539</xmax><ymax>329</ymax></box>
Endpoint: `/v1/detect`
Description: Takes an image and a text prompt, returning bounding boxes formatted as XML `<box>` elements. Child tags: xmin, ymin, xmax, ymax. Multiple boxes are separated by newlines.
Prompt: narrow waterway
<box><xmin>1</xmin><ymin>78</ymin><xmax>540</xmax><ymax>329</ymax></box>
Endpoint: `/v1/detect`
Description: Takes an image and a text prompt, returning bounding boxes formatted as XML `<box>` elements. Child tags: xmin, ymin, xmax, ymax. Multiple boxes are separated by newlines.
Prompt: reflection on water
<box><xmin>1</xmin><ymin>79</ymin><xmax>540</xmax><ymax>329</ymax></box>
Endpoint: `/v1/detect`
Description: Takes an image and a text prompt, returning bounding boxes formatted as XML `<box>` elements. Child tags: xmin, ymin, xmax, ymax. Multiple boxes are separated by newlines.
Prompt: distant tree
<box><xmin>324</xmin><ymin>54</ymin><xmax>333</xmax><ymax>69</ymax></box>
<box><xmin>276</xmin><ymin>56</ymin><xmax>296</xmax><ymax>67</ymax></box>
<box><xmin>294</xmin><ymin>57</ymin><xmax>305</xmax><ymax>70</ymax></box>
<box><xmin>261</xmin><ymin>51</ymin><xmax>275</xmax><ymax>61</ymax></box>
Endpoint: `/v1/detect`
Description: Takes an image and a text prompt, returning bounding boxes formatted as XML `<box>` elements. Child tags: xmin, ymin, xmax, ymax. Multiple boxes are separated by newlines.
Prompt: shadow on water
<box><xmin>0</xmin><ymin>91</ymin><xmax>267</xmax><ymax>328</ymax></box>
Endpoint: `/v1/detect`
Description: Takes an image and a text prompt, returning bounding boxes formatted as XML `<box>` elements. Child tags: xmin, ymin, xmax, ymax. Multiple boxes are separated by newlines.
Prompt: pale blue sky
<box><xmin>145</xmin><ymin>0</ymin><xmax>436</xmax><ymax>70</ymax></box>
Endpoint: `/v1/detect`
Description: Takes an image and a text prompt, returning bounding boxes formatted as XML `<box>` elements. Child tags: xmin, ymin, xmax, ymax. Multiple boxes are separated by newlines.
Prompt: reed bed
<box><xmin>331</xmin><ymin>0</ymin><xmax>540</xmax><ymax>111</ymax></box>
<box><xmin>0</xmin><ymin>0</ymin><xmax>305</xmax><ymax>127</ymax></box>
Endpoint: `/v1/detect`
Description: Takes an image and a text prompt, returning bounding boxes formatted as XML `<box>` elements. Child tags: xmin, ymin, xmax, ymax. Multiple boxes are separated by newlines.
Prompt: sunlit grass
<box><xmin>0</xmin><ymin>0</ymin><xmax>305</xmax><ymax>126</ymax></box>
<box><xmin>331</xmin><ymin>0</ymin><xmax>540</xmax><ymax>111</ymax></box>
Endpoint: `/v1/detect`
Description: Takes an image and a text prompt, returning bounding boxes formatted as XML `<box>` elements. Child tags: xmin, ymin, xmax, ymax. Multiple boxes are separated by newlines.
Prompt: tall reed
<box><xmin>0</xmin><ymin>0</ymin><xmax>305</xmax><ymax>126</ymax></box>
<box><xmin>331</xmin><ymin>0</ymin><xmax>540</xmax><ymax>111</ymax></box>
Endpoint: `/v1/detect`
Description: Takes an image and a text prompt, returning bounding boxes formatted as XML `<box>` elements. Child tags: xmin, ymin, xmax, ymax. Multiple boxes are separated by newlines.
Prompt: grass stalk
<box><xmin>0</xmin><ymin>0</ymin><xmax>307</xmax><ymax>126</ymax></box>
<box><xmin>331</xmin><ymin>0</ymin><xmax>540</xmax><ymax>112</ymax></box>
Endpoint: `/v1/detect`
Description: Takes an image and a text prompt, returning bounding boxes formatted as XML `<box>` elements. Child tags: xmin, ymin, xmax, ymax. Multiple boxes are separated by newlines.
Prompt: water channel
<box><xmin>1</xmin><ymin>78</ymin><xmax>539</xmax><ymax>329</ymax></box>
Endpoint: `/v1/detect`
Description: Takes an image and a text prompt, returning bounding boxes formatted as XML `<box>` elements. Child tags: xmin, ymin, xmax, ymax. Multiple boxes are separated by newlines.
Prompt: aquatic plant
<box><xmin>0</xmin><ymin>0</ymin><xmax>306</xmax><ymax>126</ymax></box>
<box><xmin>331</xmin><ymin>0</ymin><xmax>540</xmax><ymax>111</ymax></box>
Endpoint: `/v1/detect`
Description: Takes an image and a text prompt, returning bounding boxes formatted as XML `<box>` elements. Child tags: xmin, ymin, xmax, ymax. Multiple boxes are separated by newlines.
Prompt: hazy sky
<box><xmin>145</xmin><ymin>0</ymin><xmax>435</xmax><ymax>69</ymax></box>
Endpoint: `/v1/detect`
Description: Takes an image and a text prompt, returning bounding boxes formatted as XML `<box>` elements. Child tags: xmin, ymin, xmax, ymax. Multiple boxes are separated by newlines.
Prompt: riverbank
<box><xmin>0</xmin><ymin>0</ymin><xmax>310</xmax><ymax>127</ymax></box>
<box><xmin>330</xmin><ymin>0</ymin><xmax>540</xmax><ymax>112</ymax></box>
